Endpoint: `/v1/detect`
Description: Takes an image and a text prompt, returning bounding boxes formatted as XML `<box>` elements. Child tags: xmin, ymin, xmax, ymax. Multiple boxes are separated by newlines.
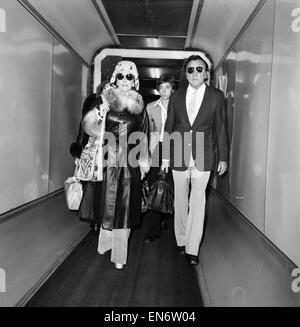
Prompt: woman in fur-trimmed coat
<box><xmin>82</xmin><ymin>61</ymin><xmax>150</xmax><ymax>269</ymax></box>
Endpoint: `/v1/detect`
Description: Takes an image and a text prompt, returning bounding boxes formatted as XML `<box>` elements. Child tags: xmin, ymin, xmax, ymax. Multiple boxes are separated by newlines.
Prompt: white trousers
<box><xmin>98</xmin><ymin>227</ymin><xmax>131</xmax><ymax>265</ymax></box>
<box><xmin>172</xmin><ymin>169</ymin><xmax>210</xmax><ymax>256</ymax></box>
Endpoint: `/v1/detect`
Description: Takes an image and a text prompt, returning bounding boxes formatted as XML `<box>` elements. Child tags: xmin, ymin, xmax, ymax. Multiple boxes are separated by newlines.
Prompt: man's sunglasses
<box><xmin>116</xmin><ymin>73</ymin><xmax>135</xmax><ymax>81</ymax></box>
<box><xmin>187</xmin><ymin>66</ymin><xmax>204</xmax><ymax>74</ymax></box>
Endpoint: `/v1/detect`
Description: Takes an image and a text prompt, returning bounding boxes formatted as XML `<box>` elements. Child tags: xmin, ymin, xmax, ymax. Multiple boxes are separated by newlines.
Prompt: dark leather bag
<box><xmin>148</xmin><ymin>172</ymin><xmax>174</xmax><ymax>214</ymax></box>
<box><xmin>141</xmin><ymin>179</ymin><xmax>151</xmax><ymax>213</ymax></box>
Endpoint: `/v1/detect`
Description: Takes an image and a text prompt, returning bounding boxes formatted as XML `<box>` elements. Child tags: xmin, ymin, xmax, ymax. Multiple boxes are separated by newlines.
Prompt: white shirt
<box><xmin>186</xmin><ymin>83</ymin><xmax>206</xmax><ymax>167</ymax></box>
<box><xmin>157</xmin><ymin>99</ymin><xmax>168</xmax><ymax>142</ymax></box>
<box><xmin>186</xmin><ymin>84</ymin><xmax>206</xmax><ymax>126</ymax></box>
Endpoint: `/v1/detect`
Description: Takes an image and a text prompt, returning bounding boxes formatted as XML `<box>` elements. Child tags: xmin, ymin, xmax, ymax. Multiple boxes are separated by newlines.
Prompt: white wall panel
<box><xmin>0</xmin><ymin>0</ymin><xmax>52</xmax><ymax>214</ymax></box>
<box><xmin>229</xmin><ymin>0</ymin><xmax>274</xmax><ymax>231</ymax></box>
<box><xmin>215</xmin><ymin>51</ymin><xmax>237</xmax><ymax>199</ymax></box>
<box><xmin>266</xmin><ymin>0</ymin><xmax>300</xmax><ymax>266</ymax></box>
<box><xmin>192</xmin><ymin>0</ymin><xmax>259</xmax><ymax>66</ymax></box>
<box><xmin>28</xmin><ymin>0</ymin><xmax>113</xmax><ymax>63</ymax></box>
<box><xmin>48</xmin><ymin>41</ymin><xmax>84</xmax><ymax>193</ymax></box>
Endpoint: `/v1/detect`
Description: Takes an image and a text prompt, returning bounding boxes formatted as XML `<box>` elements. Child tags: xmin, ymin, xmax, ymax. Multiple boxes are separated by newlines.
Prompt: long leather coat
<box><xmin>100</xmin><ymin>89</ymin><xmax>149</xmax><ymax>230</ymax></box>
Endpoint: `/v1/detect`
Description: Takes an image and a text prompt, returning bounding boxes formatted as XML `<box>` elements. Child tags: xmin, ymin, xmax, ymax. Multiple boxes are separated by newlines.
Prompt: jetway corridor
<box><xmin>1</xmin><ymin>187</ymin><xmax>299</xmax><ymax>307</ymax></box>
<box><xmin>1</xmin><ymin>0</ymin><xmax>300</xmax><ymax>307</ymax></box>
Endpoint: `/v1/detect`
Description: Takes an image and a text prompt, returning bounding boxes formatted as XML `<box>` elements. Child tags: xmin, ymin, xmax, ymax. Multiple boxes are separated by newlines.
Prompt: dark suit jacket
<box><xmin>163</xmin><ymin>85</ymin><xmax>228</xmax><ymax>171</ymax></box>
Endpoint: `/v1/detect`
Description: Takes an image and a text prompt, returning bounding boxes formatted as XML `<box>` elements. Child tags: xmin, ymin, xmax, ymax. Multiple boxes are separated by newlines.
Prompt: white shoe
<box><xmin>114</xmin><ymin>263</ymin><xmax>124</xmax><ymax>269</ymax></box>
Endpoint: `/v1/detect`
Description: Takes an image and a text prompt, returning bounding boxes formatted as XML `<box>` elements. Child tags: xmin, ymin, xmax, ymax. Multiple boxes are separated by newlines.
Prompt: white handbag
<box><xmin>77</xmin><ymin>107</ymin><xmax>107</xmax><ymax>182</ymax></box>
<box><xmin>64</xmin><ymin>163</ymin><xmax>83</xmax><ymax>210</ymax></box>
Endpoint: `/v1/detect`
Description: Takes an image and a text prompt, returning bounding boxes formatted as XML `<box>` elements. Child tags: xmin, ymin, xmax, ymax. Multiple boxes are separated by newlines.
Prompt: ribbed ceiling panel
<box><xmin>102</xmin><ymin>0</ymin><xmax>193</xmax><ymax>36</ymax></box>
<box><xmin>125</xmin><ymin>57</ymin><xmax>183</xmax><ymax>71</ymax></box>
<box><xmin>124</xmin><ymin>57</ymin><xmax>183</xmax><ymax>83</ymax></box>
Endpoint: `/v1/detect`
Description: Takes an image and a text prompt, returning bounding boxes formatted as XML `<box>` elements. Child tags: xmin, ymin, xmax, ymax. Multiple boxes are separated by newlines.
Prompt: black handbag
<box><xmin>148</xmin><ymin>172</ymin><xmax>174</xmax><ymax>214</ymax></box>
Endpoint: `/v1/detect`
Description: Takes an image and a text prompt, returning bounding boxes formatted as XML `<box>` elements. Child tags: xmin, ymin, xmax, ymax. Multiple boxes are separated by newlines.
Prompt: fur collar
<box><xmin>103</xmin><ymin>87</ymin><xmax>144</xmax><ymax>114</ymax></box>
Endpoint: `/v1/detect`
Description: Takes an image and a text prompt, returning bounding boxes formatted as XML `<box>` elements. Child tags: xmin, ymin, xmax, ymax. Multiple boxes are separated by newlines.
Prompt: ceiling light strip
<box><xmin>117</xmin><ymin>33</ymin><xmax>187</xmax><ymax>39</ymax></box>
<box><xmin>91</xmin><ymin>0</ymin><xmax>120</xmax><ymax>47</ymax></box>
<box><xmin>215</xmin><ymin>0</ymin><xmax>267</xmax><ymax>70</ymax></box>
<box><xmin>17</xmin><ymin>0</ymin><xmax>90</xmax><ymax>68</ymax></box>
<box><xmin>95</xmin><ymin>48</ymin><xmax>211</xmax><ymax>63</ymax></box>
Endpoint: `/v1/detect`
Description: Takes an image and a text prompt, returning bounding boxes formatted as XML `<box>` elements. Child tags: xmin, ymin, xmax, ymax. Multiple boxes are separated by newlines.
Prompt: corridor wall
<box><xmin>265</xmin><ymin>0</ymin><xmax>300</xmax><ymax>266</ymax></box>
<box><xmin>0</xmin><ymin>0</ymin><xmax>86</xmax><ymax>216</ymax></box>
<box><xmin>48</xmin><ymin>41</ymin><xmax>87</xmax><ymax>193</ymax></box>
<box><xmin>215</xmin><ymin>0</ymin><xmax>300</xmax><ymax>266</ymax></box>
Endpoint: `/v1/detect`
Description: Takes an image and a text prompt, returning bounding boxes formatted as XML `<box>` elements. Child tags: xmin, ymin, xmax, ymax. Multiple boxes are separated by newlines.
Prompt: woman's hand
<box><xmin>97</xmin><ymin>102</ymin><xmax>110</xmax><ymax>121</ymax></box>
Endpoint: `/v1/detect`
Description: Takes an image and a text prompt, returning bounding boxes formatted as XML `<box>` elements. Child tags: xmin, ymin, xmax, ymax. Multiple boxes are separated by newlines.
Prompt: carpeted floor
<box><xmin>26</xmin><ymin>216</ymin><xmax>203</xmax><ymax>307</ymax></box>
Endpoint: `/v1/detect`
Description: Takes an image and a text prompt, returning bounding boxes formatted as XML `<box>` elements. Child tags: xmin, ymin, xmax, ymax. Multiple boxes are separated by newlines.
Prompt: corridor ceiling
<box><xmin>23</xmin><ymin>0</ymin><xmax>261</xmax><ymax>98</ymax></box>
<box><xmin>24</xmin><ymin>0</ymin><xmax>261</xmax><ymax>66</ymax></box>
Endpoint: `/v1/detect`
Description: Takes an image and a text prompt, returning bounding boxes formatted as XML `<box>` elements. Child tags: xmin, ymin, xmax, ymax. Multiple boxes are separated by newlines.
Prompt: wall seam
<box><xmin>17</xmin><ymin>0</ymin><xmax>90</xmax><ymax>68</ymax></box>
<box><xmin>91</xmin><ymin>0</ymin><xmax>120</xmax><ymax>47</ymax></box>
<box><xmin>47</xmin><ymin>36</ymin><xmax>55</xmax><ymax>194</ymax></box>
<box><xmin>263</xmin><ymin>0</ymin><xmax>277</xmax><ymax>237</ymax></box>
<box><xmin>229</xmin><ymin>50</ymin><xmax>238</xmax><ymax>203</ymax></box>
<box><xmin>215</xmin><ymin>0</ymin><xmax>268</xmax><ymax>71</ymax></box>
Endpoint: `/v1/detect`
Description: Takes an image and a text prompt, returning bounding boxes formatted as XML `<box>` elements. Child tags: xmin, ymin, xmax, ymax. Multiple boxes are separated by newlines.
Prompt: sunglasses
<box><xmin>116</xmin><ymin>73</ymin><xmax>135</xmax><ymax>81</ymax></box>
<box><xmin>187</xmin><ymin>66</ymin><xmax>204</xmax><ymax>74</ymax></box>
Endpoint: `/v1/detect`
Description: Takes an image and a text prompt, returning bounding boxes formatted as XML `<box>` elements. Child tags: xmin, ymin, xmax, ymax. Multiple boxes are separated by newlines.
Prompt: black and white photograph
<box><xmin>0</xmin><ymin>0</ymin><xmax>300</xmax><ymax>313</ymax></box>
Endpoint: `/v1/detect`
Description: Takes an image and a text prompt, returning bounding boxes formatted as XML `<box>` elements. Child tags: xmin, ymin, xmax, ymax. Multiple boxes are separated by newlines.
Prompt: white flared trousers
<box><xmin>98</xmin><ymin>227</ymin><xmax>131</xmax><ymax>265</ymax></box>
<box><xmin>172</xmin><ymin>169</ymin><xmax>210</xmax><ymax>256</ymax></box>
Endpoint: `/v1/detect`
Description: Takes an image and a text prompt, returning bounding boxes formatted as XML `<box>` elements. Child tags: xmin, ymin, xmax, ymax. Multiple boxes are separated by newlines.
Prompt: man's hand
<box><xmin>140</xmin><ymin>167</ymin><xmax>148</xmax><ymax>180</ymax></box>
<box><xmin>140</xmin><ymin>164</ymin><xmax>150</xmax><ymax>180</ymax></box>
<box><xmin>217</xmin><ymin>161</ymin><xmax>228</xmax><ymax>175</ymax></box>
<box><xmin>161</xmin><ymin>160</ymin><xmax>169</xmax><ymax>173</ymax></box>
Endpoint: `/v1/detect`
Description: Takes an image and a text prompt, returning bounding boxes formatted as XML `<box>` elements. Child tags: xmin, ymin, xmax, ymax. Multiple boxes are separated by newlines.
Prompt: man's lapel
<box><xmin>179</xmin><ymin>88</ymin><xmax>191</xmax><ymax>128</ymax></box>
<box><xmin>191</xmin><ymin>85</ymin><xmax>211</xmax><ymax>128</ymax></box>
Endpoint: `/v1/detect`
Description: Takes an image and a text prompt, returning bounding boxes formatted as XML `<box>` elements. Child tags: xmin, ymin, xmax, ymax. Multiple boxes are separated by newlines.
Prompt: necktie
<box><xmin>187</xmin><ymin>90</ymin><xmax>198</xmax><ymax>125</ymax></box>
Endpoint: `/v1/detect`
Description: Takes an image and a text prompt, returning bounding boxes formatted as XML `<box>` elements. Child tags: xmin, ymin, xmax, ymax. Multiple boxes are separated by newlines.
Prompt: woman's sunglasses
<box><xmin>187</xmin><ymin>66</ymin><xmax>204</xmax><ymax>74</ymax></box>
<box><xmin>116</xmin><ymin>73</ymin><xmax>135</xmax><ymax>81</ymax></box>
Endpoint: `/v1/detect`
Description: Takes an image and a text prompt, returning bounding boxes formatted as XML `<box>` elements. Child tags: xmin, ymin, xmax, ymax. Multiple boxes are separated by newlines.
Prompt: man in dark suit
<box><xmin>161</xmin><ymin>54</ymin><xmax>228</xmax><ymax>265</ymax></box>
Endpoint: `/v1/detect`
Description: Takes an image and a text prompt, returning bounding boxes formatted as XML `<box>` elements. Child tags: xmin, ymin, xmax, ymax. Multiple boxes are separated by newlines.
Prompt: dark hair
<box><xmin>156</xmin><ymin>74</ymin><xmax>175</xmax><ymax>91</ymax></box>
<box><xmin>184</xmin><ymin>55</ymin><xmax>209</xmax><ymax>72</ymax></box>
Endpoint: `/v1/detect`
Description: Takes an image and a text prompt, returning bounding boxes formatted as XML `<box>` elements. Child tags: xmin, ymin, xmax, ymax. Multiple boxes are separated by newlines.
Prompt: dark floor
<box><xmin>26</xmin><ymin>217</ymin><xmax>203</xmax><ymax>307</ymax></box>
